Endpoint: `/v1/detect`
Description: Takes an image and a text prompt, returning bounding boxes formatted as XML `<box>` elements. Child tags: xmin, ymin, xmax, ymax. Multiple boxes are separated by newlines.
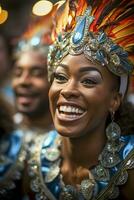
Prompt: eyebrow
<box><xmin>14</xmin><ymin>65</ymin><xmax>45</xmax><ymax>69</ymax></box>
<box><xmin>58</xmin><ymin>64</ymin><xmax>102</xmax><ymax>78</ymax></box>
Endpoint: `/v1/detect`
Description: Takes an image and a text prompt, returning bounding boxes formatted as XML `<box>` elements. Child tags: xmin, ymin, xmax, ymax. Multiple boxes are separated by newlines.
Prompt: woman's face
<box><xmin>49</xmin><ymin>54</ymin><xmax>120</xmax><ymax>138</ymax></box>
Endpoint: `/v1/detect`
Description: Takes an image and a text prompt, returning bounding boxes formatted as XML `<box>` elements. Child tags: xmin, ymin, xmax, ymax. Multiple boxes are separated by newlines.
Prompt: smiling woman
<box><xmin>49</xmin><ymin>54</ymin><xmax>120</xmax><ymax>139</ymax></box>
<box><xmin>27</xmin><ymin>0</ymin><xmax>134</xmax><ymax>200</ymax></box>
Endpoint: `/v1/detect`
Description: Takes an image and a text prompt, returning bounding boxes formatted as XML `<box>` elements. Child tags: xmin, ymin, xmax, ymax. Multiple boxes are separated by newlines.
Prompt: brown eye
<box><xmin>82</xmin><ymin>78</ymin><xmax>97</xmax><ymax>87</ymax></box>
<box><xmin>54</xmin><ymin>72</ymin><xmax>68</xmax><ymax>83</ymax></box>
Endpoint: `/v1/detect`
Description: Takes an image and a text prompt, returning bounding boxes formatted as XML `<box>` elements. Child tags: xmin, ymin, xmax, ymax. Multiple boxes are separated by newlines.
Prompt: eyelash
<box><xmin>81</xmin><ymin>78</ymin><xmax>97</xmax><ymax>86</ymax></box>
<box><xmin>53</xmin><ymin>72</ymin><xmax>98</xmax><ymax>87</ymax></box>
<box><xmin>54</xmin><ymin>72</ymin><xmax>67</xmax><ymax>83</ymax></box>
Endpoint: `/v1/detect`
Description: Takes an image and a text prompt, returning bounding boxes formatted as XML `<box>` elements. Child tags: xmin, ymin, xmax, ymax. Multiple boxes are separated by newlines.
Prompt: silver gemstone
<box><xmin>30</xmin><ymin>178</ymin><xmax>40</xmax><ymax>192</ymax></box>
<box><xmin>72</xmin><ymin>46</ymin><xmax>83</xmax><ymax>54</ymax></box>
<box><xmin>126</xmin><ymin>158</ymin><xmax>134</xmax><ymax>169</ymax></box>
<box><xmin>106</xmin><ymin>122</ymin><xmax>121</xmax><ymax>141</ymax></box>
<box><xmin>81</xmin><ymin>179</ymin><xmax>94</xmax><ymax>200</ymax></box>
<box><xmin>116</xmin><ymin>170</ymin><xmax>128</xmax><ymax>185</ymax></box>
<box><xmin>92</xmin><ymin>165</ymin><xmax>110</xmax><ymax>181</ymax></box>
<box><xmin>60</xmin><ymin>185</ymin><xmax>76</xmax><ymax>200</ymax></box>
<box><xmin>88</xmin><ymin>39</ymin><xmax>99</xmax><ymax>50</ymax></box>
<box><xmin>106</xmin><ymin>143</ymin><xmax>119</xmax><ymax>153</ymax></box>
<box><xmin>110</xmin><ymin>54</ymin><xmax>120</xmax><ymax>66</ymax></box>
<box><xmin>103</xmin><ymin>42</ymin><xmax>111</xmax><ymax>52</ymax></box>
<box><xmin>101</xmin><ymin>151</ymin><xmax>121</xmax><ymax>168</ymax></box>
<box><xmin>45</xmin><ymin>148</ymin><xmax>60</xmax><ymax>162</ymax></box>
<box><xmin>28</xmin><ymin>165</ymin><xmax>38</xmax><ymax>177</ymax></box>
<box><xmin>45</xmin><ymin>165</ymin><xmax>60</xmax><ymax>183</ymax></box>
<box><xmin>60</xmin><ymin>191</ymin><xmax>74</xmax><ymax>200</ymax></box>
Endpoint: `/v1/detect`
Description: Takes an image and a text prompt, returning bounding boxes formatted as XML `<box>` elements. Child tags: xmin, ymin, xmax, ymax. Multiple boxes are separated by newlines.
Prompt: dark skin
<box><xmin>12</xmin><ymin>50</ymin><xmax>52</xmax><ymax>130</ymax></box>
<box><xmin>49</xmin><ymin>54</ymin><xmax>134</xmax><ymax>199</ymax></box>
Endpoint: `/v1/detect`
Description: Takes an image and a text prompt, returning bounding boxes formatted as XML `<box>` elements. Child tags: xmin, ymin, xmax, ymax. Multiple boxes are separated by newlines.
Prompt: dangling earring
<box><xmin>91</xmin><ymin>111</ymin><xmax>123</xmax><ymax>184</ymax></box>
<box><xmin>101</xmin><ymin>111</ymin><xmax>122</xmax><ymax>168</ymax></box>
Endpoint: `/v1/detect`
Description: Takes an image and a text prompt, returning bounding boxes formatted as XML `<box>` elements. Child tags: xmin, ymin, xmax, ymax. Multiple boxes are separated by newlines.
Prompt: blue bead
<box><xmin>98</xmin><ymin>32</ymin><xmax>107</xmax><ymax>43</ymax></box>
<box><xmin>96</xmin><ymin>50</ymin><xmax>105</xmax><ymax>63</ymax></box>
<box><xmin>119</xmin><ymin>51</ymin><xmax>128</xmax><ymax>57</ymax></box>
<box><xmin>72</xmin><ymin>16</ymin><xmax>86</xmax><ymax>44</ymax></box>
<box><xmin>110</xmin><ymin>44</ymin><xmax>120</xmax><ymax>52</ymax></box>
<box><xmin>121</xmin><ymin>59</ymin><xmax>132</xmax><ymax>72</ymax></box>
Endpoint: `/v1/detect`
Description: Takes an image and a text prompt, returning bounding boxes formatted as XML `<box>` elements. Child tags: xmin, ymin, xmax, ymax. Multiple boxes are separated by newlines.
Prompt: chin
<box><xmin>54</xmin><ymin>123</ymin><xmax>83</xmax><ymax>138</ymax></box>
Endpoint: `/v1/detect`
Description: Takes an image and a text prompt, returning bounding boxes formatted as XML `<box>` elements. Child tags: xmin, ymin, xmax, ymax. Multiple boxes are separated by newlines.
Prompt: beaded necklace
<box><xmin>28</xmin><ymin>130</ymin><xmax>134</xmax><ymax>200</ymax></box>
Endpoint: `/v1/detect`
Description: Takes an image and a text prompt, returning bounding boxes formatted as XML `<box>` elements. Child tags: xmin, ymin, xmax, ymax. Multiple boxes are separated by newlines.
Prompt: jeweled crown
<box><xmin>48</xmin><ymin>3</ymin><xmax>134</xmax><ymax>80</ymax></box>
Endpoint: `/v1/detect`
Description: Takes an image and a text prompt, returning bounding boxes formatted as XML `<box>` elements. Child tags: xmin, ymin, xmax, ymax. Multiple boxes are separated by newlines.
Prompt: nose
<box><xmin>18</xmin><ymin>71</ymin><xmax>31</xmax><ymax>86</ymax></box>
<box><xmin>60</xmin><ymin>80</ymin><xmax>80</xmax><ymax>99</ymax></box>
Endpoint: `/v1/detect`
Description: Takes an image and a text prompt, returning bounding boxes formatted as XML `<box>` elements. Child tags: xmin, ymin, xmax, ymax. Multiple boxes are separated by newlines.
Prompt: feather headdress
<box><xmin>15</xmin><ymin>14</ymin><xmax>53</xmax><ymax>55</ymax></box>
<box><xmin>48</xmin><ymin>0</ymin><xmax>134</xmax><ymax>96</ymax></box>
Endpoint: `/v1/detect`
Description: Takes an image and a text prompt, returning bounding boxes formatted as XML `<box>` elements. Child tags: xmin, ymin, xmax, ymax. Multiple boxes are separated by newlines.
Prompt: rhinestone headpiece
<box><xmin>14</xmin><ymin>16</ymin><xmax>52</xmax><ymax>56</ymax></box>
<box><xmin>48</xmin><ymin>0</ymin><xmax>134</xmax><ymax>96</ymax></box>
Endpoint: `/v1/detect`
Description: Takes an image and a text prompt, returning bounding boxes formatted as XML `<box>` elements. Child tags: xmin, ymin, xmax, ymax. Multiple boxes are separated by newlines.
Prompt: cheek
<box><xmin>49</xmin><ymin>85</ymin><xmax>56</xmax><ymax>107</ymax></box>
<box><xmin>34</xmin><ymin>79</ymin><xmax>49</xmax><ymax>90</ymax></box>
<box><xmin>85</xmin><ymin>88</ymin><xmax>111</xmax><ymax>111</ymax></box>
<box><xmin>12</xmin><ymin>79</ymin><xmax>18</xmax><ymax>89</ymax></box>
<box><xmin>49</xmin><ymin>84</ymin><xmax>60</xmax><ymax>113</ymax></box>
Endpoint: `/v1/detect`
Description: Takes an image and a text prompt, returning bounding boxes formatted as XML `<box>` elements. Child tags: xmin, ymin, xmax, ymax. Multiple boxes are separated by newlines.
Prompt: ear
<box><xmin>109</xmin><ymin>91</ymin><xmax>122</xmax><ymax>113</ymax></box>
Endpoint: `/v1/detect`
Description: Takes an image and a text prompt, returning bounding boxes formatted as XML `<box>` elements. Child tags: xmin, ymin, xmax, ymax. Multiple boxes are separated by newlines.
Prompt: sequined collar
<box><xmin>28</xmin><ymin>131</ymin><xmax>134</xmax><ymax>200</ymax></box>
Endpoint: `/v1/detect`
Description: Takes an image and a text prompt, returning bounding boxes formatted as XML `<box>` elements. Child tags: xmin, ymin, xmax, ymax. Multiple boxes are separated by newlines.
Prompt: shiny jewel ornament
<box><xmin>45</xmin><ymin>147</ymin><xmax>60</xmax><ymax>162</ymax></box>
<box><xmin>45</xmin><ymin>165</ymin><xmax>60</xmax><ymax>183</ymax></box>
<box><xmin>30</xmin><ymin>178</ymin><xmax>40</xmax><ymax>192</ymax></box>
<box><xmin>116</xmin><ymin>170</ymin><xmax>128</xmax><ymax>186</ymax></box>
<box><xmin>60</xmin><ymin>185</ymin><xmax>77</xmax><ymax>200</ymax></box>
<box><xmin>80</xmin><ymin>179</ymin><xmax>94</xmax><ymax>200</ymax></box>
<box><xmin>100</xmin><ymin>151</ymin><xmax>121</xmax><ymax>168</ymax></box>
<box><xmin>71</xmin><ymin>7</ymin><xmax>94</xmax><ymax>47</ymax></box>
<box><xmin>106</xmin><ymin>122</ymin><xmax>121</xmax><ymax>142</ymax></box>
<box><xmin>126</xmin><ymin>158</ymin><xmax>134</xmax><ymax>169</ymax></box>
<box><xmin>48</xmin><ymin>5</ymin><xmax>134</xmax><ymax>80</ymax></box>
<box><xmin>91</xmin><ymin>164</ymin><xmax>110</xmax><ymax>182</ymax></box>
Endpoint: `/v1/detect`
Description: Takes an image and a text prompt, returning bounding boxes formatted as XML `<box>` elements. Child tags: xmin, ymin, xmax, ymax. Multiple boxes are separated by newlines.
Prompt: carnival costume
<box><xmin>0</xmin><ymin>130</ymin><xmax>27</xmax><ymax>199</ymax></box>
<box><xmin>28</xmin><ymin>0</ymin><xmax>134</xmax><ymax>199</ymax></box>
<box><xmin>0</xmin><ymin>16</ymin><xmax>53</xmax><ymax>200</ymax></box>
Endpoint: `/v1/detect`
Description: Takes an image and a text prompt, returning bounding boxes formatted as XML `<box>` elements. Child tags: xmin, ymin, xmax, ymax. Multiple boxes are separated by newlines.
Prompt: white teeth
<box><xmin>59</xmin><ymin>105</ymin><xmax>84</xmax><ymax>114</ymax></box>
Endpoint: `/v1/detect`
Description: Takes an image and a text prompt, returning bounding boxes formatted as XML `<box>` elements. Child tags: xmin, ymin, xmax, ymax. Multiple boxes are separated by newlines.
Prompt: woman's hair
<box><xmin>0</xmin><ymin>95</ymin><xmax>14</xmax><ymax>138</ymax></box>
<box><xmin>115</xmin><ymin>100</ymin><xmax>134</xmax><ymax>135</ymax></box>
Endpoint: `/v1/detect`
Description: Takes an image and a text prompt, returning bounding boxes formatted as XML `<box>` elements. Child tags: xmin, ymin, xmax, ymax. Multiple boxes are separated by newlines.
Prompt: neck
<box><xmin>61</xmin><ymin>127</ymin><xmax>106</xmax><ymax>169</ymax></box>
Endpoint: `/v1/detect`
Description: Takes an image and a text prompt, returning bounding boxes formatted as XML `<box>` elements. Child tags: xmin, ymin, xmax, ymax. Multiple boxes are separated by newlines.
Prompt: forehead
<box><xmin>15</xmin><ymin>50</ymin><xmax>47</xmax><ymax>68</ymax></box>
<box><xmin>59</xmin><ymin>54</ymin><xmax>113</xmax><ymax>76</ymax></box>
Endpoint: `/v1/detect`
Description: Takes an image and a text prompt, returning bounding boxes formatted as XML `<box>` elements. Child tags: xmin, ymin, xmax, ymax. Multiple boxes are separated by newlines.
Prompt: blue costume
<box><xmin>28</xmin><ymin>130</ymin><xmax>134</xmax><ymax>200</ymax></box>
<box><xmin>0</xmin><ymin>130</ymin><xmax>27</xmax><ymax>199</ymax></box>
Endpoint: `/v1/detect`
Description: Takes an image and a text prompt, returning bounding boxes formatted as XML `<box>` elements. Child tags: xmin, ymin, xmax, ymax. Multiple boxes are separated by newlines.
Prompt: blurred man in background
<box><xmin>12</xmin><ymin>20</ymin><xmax>53</xmax><ymax>135</ymax></box>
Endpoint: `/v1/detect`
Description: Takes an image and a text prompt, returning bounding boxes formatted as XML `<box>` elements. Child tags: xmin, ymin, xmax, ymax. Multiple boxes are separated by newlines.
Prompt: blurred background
<box><xmin>0</xmin><ymin>0</ymin><xmax>64</xmax><ymax>43</ymax></box>
<box><xmin>0</xmin><ymin>0</ymin><xmax>65</xmax><ymax>102</ymax></box>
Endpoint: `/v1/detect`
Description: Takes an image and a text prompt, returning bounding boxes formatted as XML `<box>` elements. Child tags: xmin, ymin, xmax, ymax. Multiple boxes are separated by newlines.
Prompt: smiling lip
<box><xmin>56</xmin><ymin>104</ymin><xmax>87</xmax><ymax>122</ymax></box>
<box><xmin>17</xmin><ymin>96</ymin><xmax>34</xmax><ymax>105</ymax></box>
